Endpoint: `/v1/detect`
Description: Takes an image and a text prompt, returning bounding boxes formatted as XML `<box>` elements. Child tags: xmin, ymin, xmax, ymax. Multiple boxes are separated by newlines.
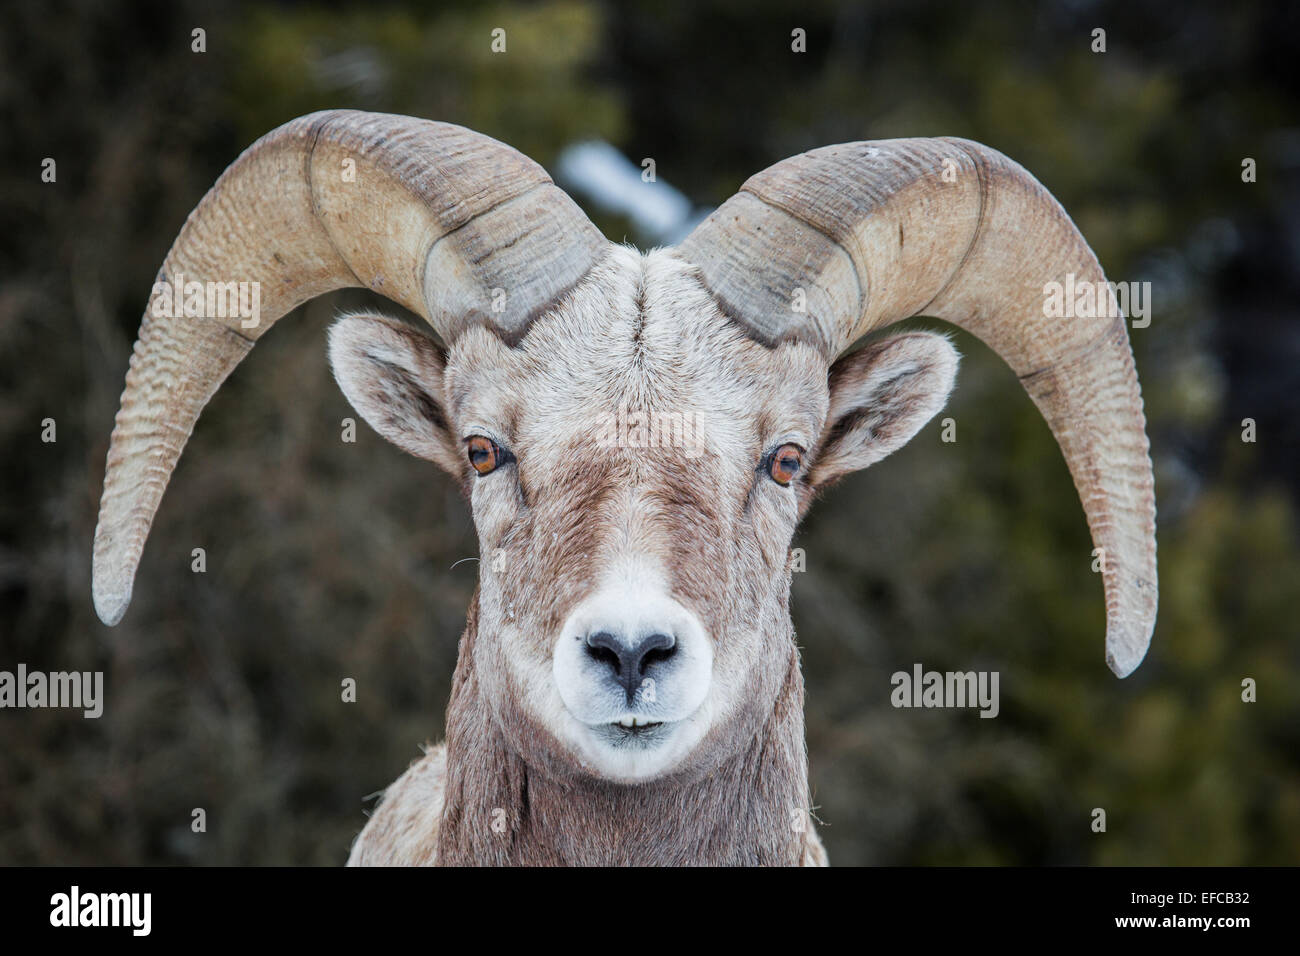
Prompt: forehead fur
<box><xmin>445</xmin><ymin>245</ymin><xmax>831</xmax><ymax>457</ymax></box>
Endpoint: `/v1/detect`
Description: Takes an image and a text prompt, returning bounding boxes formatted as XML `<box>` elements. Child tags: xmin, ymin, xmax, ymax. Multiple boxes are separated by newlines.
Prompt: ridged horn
<box><xmin>679</xmin><ymin>138</ymin><xmax>1157</xmax><ymax>676</ymax></box>
<box><xmin>92</xmin><ymin>109</ymin><xmax>607</xmax><ymax>626</ymax></box>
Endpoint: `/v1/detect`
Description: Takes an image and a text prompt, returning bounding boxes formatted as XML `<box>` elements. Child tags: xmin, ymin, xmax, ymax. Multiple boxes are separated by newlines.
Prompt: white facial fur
<box><xmin>551</xmin><ymin>562</ymin><xmax>714</xmax><ymax>779</ymax></box>
<box><xmin>328</xmin><ymin>243</ymin><xmax>959</xmax><ymax>785</ymax></box>
<box><xmin>442</xmin><ymin>246</ymin><xmax>828</xmax><ymax>782</ymax></box>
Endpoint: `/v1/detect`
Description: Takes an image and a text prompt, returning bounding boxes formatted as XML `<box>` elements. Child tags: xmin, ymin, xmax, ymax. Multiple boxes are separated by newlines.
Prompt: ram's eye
<box><xmin>467</xmin><ymin>436</ymin><xmax>505</xmax><ymax>475</ymax></box>
<box><xmin>767</xmin><ymin>443</ymin><xmax>805</xmax><ymax>486</ymax></box>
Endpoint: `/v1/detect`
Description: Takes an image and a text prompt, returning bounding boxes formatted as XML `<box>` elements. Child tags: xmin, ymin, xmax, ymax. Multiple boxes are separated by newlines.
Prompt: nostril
<box><xmin>585</xmin><ymin>631</ymin><xmax>623</xmax><ymax>673</ymax></box>
<box><xmin>637</xmin><ymin>633</ymin><xmax>676</xmax><ymax>674</ymax></box>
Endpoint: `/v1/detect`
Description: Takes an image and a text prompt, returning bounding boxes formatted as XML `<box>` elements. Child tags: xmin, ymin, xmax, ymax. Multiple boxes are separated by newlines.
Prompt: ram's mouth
<box><xmin>593</xmin><ymin>717</ymin><xmax>669</xmax><ymax>747</ymax></box>
<box><xmin>612</xmin><ymin>717</ymin><xmax>663</xmax><ymax>732</ymax></box>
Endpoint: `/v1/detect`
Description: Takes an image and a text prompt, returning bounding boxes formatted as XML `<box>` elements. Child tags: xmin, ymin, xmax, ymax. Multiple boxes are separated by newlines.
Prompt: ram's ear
<box><xmin>809</xmin><ymin>332</ymin><xmax>959</xmax><ymax>490</ymax></box>
<box><xmin>327</xmin><ymin>314</ymin><xmax>462</xmax><ymax>476</ymax></box>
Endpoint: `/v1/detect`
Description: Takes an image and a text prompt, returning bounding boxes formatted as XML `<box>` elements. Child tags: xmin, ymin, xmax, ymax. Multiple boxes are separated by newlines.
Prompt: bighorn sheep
<box><xmin>92</xmin><ymin>110</ymin><xmax>1157</xmax><ymax>866</ymax></box>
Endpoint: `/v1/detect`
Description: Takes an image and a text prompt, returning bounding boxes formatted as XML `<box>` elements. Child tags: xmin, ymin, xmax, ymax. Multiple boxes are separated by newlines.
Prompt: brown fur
<box><xmin>336</xmin><ymin>248</ymin><xmax>957</xmax><ymax>866</ymax></box>
<box><xmin>348</xmin><ymin>592</ymin><xmax>827</xmax><ymax>866</ymax></box>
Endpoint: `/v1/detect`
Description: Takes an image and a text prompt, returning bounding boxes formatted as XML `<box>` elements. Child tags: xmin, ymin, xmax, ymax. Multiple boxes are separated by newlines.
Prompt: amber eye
<box><xmin>767</xmin><ymin>443</ymin><xmax>804</xmax><ymax>486</ymax></box>
<box><xmin>467</xmin><ymin>436</ymin><xmax>504</xmax><ymax>475</ymax></box>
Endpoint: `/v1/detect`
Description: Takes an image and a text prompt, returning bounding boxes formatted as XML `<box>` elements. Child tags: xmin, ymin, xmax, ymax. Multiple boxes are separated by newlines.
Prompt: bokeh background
<box><xmin>2</xmin><ymin>0</ymin><xmax>1297</xmax><ymax>865</ymax></box>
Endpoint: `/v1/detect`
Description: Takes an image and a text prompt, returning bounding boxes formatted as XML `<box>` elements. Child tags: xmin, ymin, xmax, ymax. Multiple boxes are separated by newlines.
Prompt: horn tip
<box><xmin>1105</xmin><ymin>626</ymin><xmax>1152</xmax><ymax>679</ymax></box>
<box><xmin>93</xmin><ymin>576</ymin><xmax>132</xmax><ymax>627</ymax></box>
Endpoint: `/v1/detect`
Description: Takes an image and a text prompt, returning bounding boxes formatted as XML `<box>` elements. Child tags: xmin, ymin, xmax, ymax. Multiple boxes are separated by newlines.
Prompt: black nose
<box><xmin>585</xmin><ymin>631</ymin><xmax>677</xmax><ymax>702</ymax></box>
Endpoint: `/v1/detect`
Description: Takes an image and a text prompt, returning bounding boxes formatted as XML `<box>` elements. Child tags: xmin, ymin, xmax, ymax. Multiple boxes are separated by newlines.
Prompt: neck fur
<box><xmin>435</xmin><ymin>598</ymin><xmax>812</xmax><ymax>866</ymax></box>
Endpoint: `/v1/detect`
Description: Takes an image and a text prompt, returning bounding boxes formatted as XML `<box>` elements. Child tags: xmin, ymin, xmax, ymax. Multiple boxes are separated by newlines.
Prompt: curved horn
<box><xmin>679</xmin><ymin>138</ymin><xmax>1156</xmax><ymax>677</ymax></box>
<box><xmin>93</xmin><ymin>110</ymin><xmax>607</xmax><ymax>626</ymax></box>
